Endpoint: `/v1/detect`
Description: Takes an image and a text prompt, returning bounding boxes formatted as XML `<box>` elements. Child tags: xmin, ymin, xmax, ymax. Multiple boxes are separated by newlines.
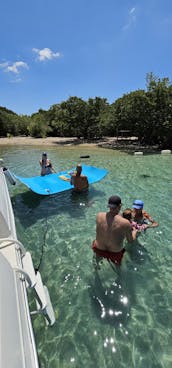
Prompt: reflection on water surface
<box><xmin>1</xmin><ymin>145</ymin><xmax>172</xmax><ymax>368</ymax></box>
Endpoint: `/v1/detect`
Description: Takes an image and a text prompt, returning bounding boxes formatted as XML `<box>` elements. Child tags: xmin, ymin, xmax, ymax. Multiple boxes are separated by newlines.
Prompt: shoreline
<box><xmin>0</xmin><ymin>136</ymin><xmax>161</xmax><ymax>153</ymax></box>
<box><xmin>0</xmin><ymin>136</ymin><xmax>97</xmax><ymax>147</ymax></box>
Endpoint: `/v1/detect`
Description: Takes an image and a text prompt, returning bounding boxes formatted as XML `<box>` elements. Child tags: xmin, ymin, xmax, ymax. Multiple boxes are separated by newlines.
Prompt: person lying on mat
<box><xmin>70</xmin><ymin>164</ymin><xmax>89</xmax><ymax>192</ymax></box>
<box><xmin>39</xmin><ymin>152</ymin><xmax>56</xmax><ymax>176</ymax></box>
<box><xmin>92</xmin><ymin>195</ymin><xmax>138</xmax><ymax>267</ymax></box>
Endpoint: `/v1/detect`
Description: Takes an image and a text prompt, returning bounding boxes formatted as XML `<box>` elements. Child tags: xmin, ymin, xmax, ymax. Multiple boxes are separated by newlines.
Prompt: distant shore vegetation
<box><xmin>1</xmin><ymin>73</ymin><xmax>172</xmax><ymax>149</ymax></box>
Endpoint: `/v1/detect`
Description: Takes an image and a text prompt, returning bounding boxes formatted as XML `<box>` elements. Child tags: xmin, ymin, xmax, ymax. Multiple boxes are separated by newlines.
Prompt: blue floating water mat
<box><xmin>14</xmin><ymin>165</ymin><xmax>108</xmax><ymax>195</ymax></box>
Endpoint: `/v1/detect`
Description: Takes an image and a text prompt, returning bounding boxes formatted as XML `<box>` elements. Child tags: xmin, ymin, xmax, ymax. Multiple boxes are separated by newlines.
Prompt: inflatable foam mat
<box><xmin>15</xmin><ymin>164</ymin><xmax>108</xmax><ymax>195</ymax></box>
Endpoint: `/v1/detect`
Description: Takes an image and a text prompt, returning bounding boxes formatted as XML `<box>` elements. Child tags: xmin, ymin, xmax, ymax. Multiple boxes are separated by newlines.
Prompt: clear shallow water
<box><xmin>1</xmin><ymin>145</ymin><xmax>172</xmax><ymax>368</ymax></box>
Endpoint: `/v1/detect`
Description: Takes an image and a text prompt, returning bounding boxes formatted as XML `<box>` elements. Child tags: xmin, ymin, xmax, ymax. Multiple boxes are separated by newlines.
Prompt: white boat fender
<box><xmin>161</xmin><ymin>149</ymin><xmax>171</xmax><ymax>154</ymax></box>
<box><xmin>134</xmin><ymin>151</ymin><xmax>143</xmax><ymax>155</ymax></box>
<box><xmin>3</xmin><ymin>167</ymin><xmax>16</xmax><ymax>185</ymax></box>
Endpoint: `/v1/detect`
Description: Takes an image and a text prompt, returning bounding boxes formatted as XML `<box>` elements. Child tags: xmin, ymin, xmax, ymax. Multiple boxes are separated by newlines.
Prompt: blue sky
<box><xmin>0</xmin><ymin>0</ymin><xmax>172</xmax><ymax>115</ymax></box>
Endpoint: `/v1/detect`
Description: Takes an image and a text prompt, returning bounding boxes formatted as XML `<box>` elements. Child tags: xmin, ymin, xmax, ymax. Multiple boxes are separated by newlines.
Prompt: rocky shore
<box><xmin>97</xmin><ymin>137</ymin><xmax>160</xmax><ymax>154</ymax></box>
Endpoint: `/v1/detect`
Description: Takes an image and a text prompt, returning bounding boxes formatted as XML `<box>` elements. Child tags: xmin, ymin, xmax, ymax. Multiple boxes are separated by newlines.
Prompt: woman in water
<box><xmin>132</xmin><ymin>200</ymin><xmax>159</xmax><ymax>227</ymax></box>
<box><xmin>123</xmin><ymin>208</ymin><xmax>150</xmax><ymax>232</ymax></box>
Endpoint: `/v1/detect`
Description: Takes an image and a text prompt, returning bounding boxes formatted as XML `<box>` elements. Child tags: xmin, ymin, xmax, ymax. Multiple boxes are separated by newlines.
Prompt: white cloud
<box><xmin>32</xmin><ymin>47</ymin><xmax>62</xmax><ymax>61</ymax></box>
<box><xmin>0</xmin><ymin>62</ymin><xmax>9</xmax><ymax>69</ymax></box>
<box><xmin>129</xmin><ymin>7</ymin><xmax>136</xmax><ymax>15</ymax></box>
<box><xmin>10</xmin><ymin>77</ymin><xmax>23</xmax><ymax>83</ymax></box>
<box><xmin>123</xmin><ymin>7</ymin><xmax>137</xmax><ymax>31</ymax></box>
<box><xmin>0</xmin><ymin>61</ymin><xmax>29</xmax><ymax>74</ymax></box>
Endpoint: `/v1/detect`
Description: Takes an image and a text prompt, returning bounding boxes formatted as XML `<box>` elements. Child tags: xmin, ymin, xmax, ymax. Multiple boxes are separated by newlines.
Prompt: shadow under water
<box><xmin>11</xmin><ymin>186</ymin><xmax>105</xmax><ymax>228</ymax></box>
<box><xmin>89</xmin><ymin>261</ymin><xmax>134</xmax><ymax>328</ymax></box>
<box><xmin>89</xmin><ymin>237</ymin><xmax>153</xmax><ymax>329</ymax></box>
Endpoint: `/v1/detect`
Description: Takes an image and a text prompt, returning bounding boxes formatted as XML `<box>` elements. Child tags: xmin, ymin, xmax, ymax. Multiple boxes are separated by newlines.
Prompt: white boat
<box><xmin>0</xmin><ymin>167</ymin><xmax>55</xmax><ymax>368</ymax></box>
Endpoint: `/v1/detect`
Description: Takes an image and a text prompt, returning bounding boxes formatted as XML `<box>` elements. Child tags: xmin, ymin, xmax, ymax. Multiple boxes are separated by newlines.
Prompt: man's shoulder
<box><xmin>96</xmin><ymin>211</ymin><xmax>106</xmax><ymax>219</ymax></box>
<box><xmin>117</xmin><ymin>215</ymin><xmax>131</xmax><ymax>226</ymax></box>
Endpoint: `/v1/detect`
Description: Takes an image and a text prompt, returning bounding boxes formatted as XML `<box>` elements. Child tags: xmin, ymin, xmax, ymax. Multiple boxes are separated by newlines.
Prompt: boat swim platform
<box><xmin>0</xmin><ymin>168</ymin><xmax>55</xmax><ymax>368</ymax></box>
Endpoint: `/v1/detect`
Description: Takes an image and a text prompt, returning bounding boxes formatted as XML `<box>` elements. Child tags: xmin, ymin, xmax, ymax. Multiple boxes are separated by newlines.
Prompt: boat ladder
<box><xmin>0</xmin><ymin>238</ymin><xmax>55</xmax><ymax>326</ymax></box>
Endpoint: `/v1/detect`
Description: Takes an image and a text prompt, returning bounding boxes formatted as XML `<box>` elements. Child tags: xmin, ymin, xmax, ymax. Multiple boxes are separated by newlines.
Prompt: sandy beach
<box><xmin>0</xmin><ymin>136</ymin><xmax>157</xmax><ymax>153</ymax></box>
<box><xmin>0</xmin><ymin>136</ymin><xmax>97</xmax><ymax>147</ymax></box>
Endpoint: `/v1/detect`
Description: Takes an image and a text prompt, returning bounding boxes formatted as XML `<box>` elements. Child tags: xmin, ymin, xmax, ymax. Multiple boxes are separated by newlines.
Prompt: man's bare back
<box><xmin>72</xmin><ymin>174</ymin><xmax>88</xmax><ymax>191</ymax></box>
<box><xmin>71</xmin><ymin>164</ymin><xmax>89</xmax><ymax>192</ymax></box>
<box><xmin>95</xmin><ymin>211</ymin><xmax>134</xmax><ymax>252</ymax></box>
<box><xmin>92</xmin><ymin>195</ymin><xmax>137</xmax><ymax>266</ymax></box>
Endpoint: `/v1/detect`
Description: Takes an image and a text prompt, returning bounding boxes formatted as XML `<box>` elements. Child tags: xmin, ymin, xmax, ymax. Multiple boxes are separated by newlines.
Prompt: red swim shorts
<box><xmin>92</xmin><ymin>240</ymin><xmax>125</xmax><ymax>266</ymax></box>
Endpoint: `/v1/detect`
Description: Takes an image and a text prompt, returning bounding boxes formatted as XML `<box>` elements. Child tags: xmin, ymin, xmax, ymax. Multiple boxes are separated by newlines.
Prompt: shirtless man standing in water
<box><xmin>92</xmin><ymin>195</ymin><xmax>137</xmax><ymax>266</ymax></box>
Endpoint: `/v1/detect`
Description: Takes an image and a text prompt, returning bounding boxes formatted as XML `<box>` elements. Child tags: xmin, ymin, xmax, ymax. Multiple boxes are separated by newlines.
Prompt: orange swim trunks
<box><xmin>92</xmin><ymin>240</ymin><xmax>125</xmax><ymax>266</ymax></box>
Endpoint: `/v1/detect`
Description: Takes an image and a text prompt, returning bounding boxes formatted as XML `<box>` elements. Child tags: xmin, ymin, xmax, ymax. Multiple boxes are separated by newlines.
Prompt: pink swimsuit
<box><xmin>131</xmin><ymin>221</ymin><xmax>148</xmax><ymax>231</ymax></box>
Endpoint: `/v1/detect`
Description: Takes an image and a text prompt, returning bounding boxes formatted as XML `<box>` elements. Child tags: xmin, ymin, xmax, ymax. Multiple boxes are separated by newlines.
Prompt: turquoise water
<box><xmin>1</xmin><ymin>145</ymin><xmax>172</xmax><ymax>368</ymax></box>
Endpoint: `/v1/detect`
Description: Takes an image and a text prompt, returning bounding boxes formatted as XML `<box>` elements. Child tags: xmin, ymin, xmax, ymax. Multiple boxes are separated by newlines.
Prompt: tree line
<box><xmin>1</xmin><ymin>73</ymin><xmax>172</xmax><ymax>148</ymax></box>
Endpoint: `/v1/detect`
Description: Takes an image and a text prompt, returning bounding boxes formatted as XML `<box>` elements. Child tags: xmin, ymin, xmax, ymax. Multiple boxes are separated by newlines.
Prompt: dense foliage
<box><xmin>1</xmin><ymin>73</ymin><xmax>172</xmax><ymax>148</ymax></box>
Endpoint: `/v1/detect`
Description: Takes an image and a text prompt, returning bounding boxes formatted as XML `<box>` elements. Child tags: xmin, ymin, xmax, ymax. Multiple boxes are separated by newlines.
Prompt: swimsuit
<box><xmin>41</xmin><ymin>161</ymin><xmax>52</xmax><ymax>176</ymax></box>
<box><xmin>133</xmin><ymin>215</ymin><xmax>149</xmax><ymax>225</ymax></box>
<box><xmin>92</xmin><ymin>240</ymin><xmax>125</xmax><ymax>266</ymax></box>
<box><xmin>130</xmin><ymin>221</ymin><xmax>148</xmax><ymax>231</ymax></box>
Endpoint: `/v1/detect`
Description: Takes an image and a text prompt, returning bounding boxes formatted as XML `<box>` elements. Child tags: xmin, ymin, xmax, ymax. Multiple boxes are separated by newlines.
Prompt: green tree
<box><xmin>29</xmin><ymin>111</ymin><xmax>51</xmax><ymax>137</ymax></box>
<box><xmin>145</xmin><ymin>73</ymin><xmax>172</xmax><ymax>145</ymax></box>
<box><xmin>86</xmin><ymin>97</ymin><xmax>109</xmax><ymax>139</ymax></box>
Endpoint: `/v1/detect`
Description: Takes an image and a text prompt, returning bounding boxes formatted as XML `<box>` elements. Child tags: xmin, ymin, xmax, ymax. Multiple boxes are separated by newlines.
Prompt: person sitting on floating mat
<box><xmin>132</xmin><ymin>200</ymin><xmax>159</xmax><ymax>227</ymax></box>
<box><xmin>92</xmin><ymin>195</ymin><xmax>137</xmax><ymax>267</ymax></box>
<box><xmin>39</xmin><ymin>152</ymin><xmax>56</xmax><ymax>176</ymax></box>
<box><xmin>70</xmin><ymin>164</ymin><xmax>89</xmax><ymax>192</ymax></box>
